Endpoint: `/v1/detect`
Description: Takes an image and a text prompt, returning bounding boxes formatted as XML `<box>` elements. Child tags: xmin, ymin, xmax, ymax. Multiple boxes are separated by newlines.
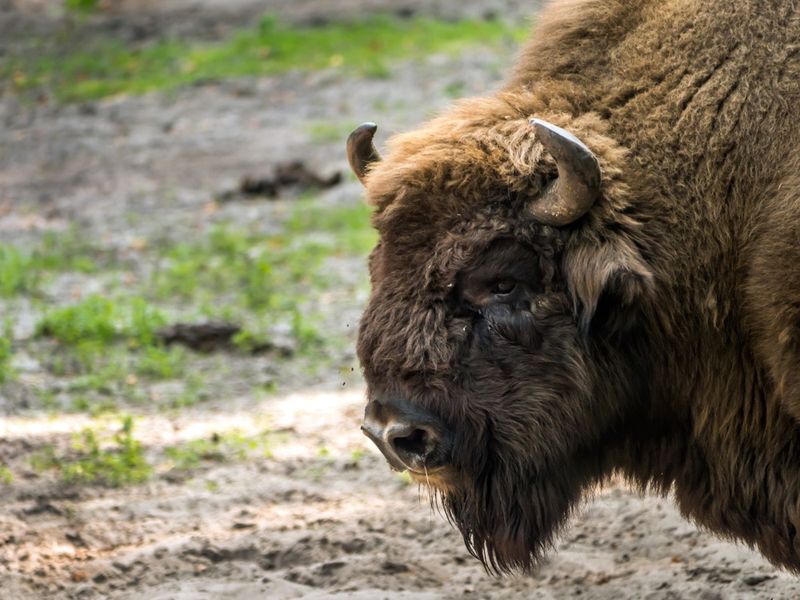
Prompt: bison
<box><xmin>348</xmin><ymin>0</ymin><xmax>800</xmax><ymax>574</ymax></box>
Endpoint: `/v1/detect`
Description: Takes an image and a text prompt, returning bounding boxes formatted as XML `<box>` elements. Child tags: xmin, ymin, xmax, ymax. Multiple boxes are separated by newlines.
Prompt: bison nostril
<box><xmin>363</xmin><ymin>399</ymin><xmax>451</xmax><ymax>471</ymax></box>
<box><xmin>389</xmin><ymin>427</ymin><xmax>436</xmax><ymax>464</ymax></box>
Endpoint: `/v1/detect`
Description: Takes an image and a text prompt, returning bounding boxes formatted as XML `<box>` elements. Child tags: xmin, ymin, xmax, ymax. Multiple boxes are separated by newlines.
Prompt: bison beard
<box><xmin>350</xmin><ymin>0</ymin><xmax>800</xmax><ymax>574</ymax></box>
<box><xmin>441</xmin><ymin>457</ymin><xmax>581</xmax><ymax>574</ymax></box>
<box><xmin>447</xmin><ymin>300</ymin><xmax>566</xmax><ymax>572</ymax></box>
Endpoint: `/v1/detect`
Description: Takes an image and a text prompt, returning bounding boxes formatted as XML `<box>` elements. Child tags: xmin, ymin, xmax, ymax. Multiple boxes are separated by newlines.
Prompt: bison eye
<box><xmin>491</xmin><ymin>280</ymin><xmax>517</xmax><ymax>295</ymax></box>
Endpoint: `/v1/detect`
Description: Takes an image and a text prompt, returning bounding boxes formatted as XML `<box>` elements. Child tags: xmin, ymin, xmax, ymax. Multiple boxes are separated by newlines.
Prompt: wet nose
<box><xmin>361</xmin><ymin>398</ymin><xmax>451</xmax><ymax>472</ymax></box>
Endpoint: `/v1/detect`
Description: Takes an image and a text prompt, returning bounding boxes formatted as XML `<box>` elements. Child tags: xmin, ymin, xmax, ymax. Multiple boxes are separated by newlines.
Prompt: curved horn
<box><xmin>528</xmin><ymin>119</ymin><xmax>601</xmax><ymax>226</ymax></box>
<box><xmin>347</xmin><ymin>122</ymin><xmax>382</xmax><ymax>185</ymax></box>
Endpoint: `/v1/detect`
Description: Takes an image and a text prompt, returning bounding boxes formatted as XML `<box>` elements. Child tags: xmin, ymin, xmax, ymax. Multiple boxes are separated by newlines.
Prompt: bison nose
<box><xmin>361</xmin><ymin>418</ymin><xmax>442</xmax><ymax>472</ymax></box>
<box><xmin>361</xmin><ymin>400</ymin><xmax>451</xmax><ymax>473</ymax></box>
<box><xmin>386</xmin><ymin>423</ymin><xmax>440</xmax><ymax>469</ymax></box>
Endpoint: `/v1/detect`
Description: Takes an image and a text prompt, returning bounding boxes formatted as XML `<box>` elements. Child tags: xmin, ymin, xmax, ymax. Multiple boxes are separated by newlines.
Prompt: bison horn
<box><xmin>528</xmin><ymin>119</ymin><xmax>601</xmax><ymax>226</ymax></box>
<box><xmin>347</xmin><ymin>122</ymin><xmax>382</xmax><ymax>185</ymax></box>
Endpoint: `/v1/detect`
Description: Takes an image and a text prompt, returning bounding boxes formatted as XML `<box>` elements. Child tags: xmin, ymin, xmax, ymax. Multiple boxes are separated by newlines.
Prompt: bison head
<box><xmin>349</xmin><ymin>99</ymin><xmax>656</xmax><ymax>572</ymax></box>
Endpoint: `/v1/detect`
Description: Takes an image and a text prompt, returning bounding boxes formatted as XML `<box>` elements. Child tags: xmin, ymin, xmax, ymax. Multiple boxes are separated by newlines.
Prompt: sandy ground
<box><xmin>3</xmin><ymin>388</ymin><xmax>800</xmax><ymax>600</ymax></box>
<box><xmin>2</xmin><ymin>1</ymin><xmax>800</xmax><ymax>598</ymax></box>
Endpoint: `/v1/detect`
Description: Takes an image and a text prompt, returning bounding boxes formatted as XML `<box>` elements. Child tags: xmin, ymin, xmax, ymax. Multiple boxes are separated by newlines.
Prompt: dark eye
<box><xmin>491</xmin><ymin>280</ymin><xmax>517</xmax><ymax>295</ymax></box>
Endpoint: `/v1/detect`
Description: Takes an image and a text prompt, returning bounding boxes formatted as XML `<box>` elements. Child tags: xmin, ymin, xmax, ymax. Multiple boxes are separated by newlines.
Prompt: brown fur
<box><xmin>356</xmin><ymin>0</ymin><xmax>800</xmax><ymax>573</ymax></box>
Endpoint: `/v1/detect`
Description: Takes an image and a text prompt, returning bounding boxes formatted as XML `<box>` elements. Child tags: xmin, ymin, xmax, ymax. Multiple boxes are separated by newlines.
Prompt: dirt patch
<box><xmin>218</xmin><ymin>161</ymin><xmax>343</xmax><ymax>202</ymax></box>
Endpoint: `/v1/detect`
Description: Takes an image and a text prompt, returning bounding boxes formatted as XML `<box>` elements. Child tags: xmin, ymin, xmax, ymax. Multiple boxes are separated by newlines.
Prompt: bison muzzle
<box><xmin>348</xmin><ymin>0</ymin><xmax>800</xmax><ymax>575</ymax></box>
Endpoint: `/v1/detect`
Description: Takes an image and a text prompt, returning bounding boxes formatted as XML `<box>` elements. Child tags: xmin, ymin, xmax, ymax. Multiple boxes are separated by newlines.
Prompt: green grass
<box><xmin>0</xmin><ymin>465</ymin><xmax>12</xmax><ymax>485</ymax></box>
<box><xmin>284</xmin><ymin>199</ymin><xmax>376</xmax><ymax>256</ymax></box>
<box><xmin>305</xmin><ymin>121</ymin><xmax>359</xmax><ymax>144</ymax></box>
<box><xmin>32</xmin><ymin>415</ymin><xmax>151</xmax><ymax>487</ymax></box>
<box><xmin>35</xmin><ymin>296</ymin><xmax>187</xmax><ymax>387</ymax></box>
<box><xmin>65</xmin><ymin>355</ymin><xmax>128</xmax><ymax>390</ymax></box>
<box><xmin>70</xmin><ymin>394</ymin><xmax>118</xmax><ymax>416</ymax></box>
<box><xmin>27</xmin><ymin>205</ymin><xmax>366</xmax><ymax>386</ymax></box>
<box><xmin>65</xmin><ymin>0</ymin><xmax>99</xmax><ymax>14</ymax></box>
<box><xmin>135</xmin><ymin>346</ymin><xmax>186</xmax><ymax>379</ymax></box>
<box><xmin>37</xmin><ymin>296</ymin><xmax>166</xmax><ymax>347</ymax></box>
<box><xmin>152</xmin><ymin>201</ymin><xmax>375</xmax><ymax>355</ymax></box>
<box><xmin>26</xmin><ymin>418</ymin><xmax>285</xmax><ymax>488</ymax></box>
<box><xmin>164</xmin><ymin>429</ymin><xmax>278</xmax><ymax>471</ymax></box>
<box><xmin>169</xmin><ymin>373</ymin><xmax>207</xmax><ymax>408</ymax></box>
<box><xmin>444</xmin><ymin>80</ymin><xmax>468</xmax><ymax>98</ymax></box>
<box><xmin>0</xmin><ymin>319</ymin><xmax>14</xmax><ymax>385</ymax></box>
<box><xmin>0</xmin><ymin>230</ymin><xmax>103</xmax><ymax>297</ymax></box>
<box><xmin>5</xmin><ymin>194</ymin><xmax>372</xmax><ymax>416</ymax></box>
<box><xmin>0</xmin><ymin>245</ymin><xmax>37</xmax><ymax>296</ymax></box>
<box><xmin>34</xmin><ymin>229</ymin><xmax>103</xmax><ymax>273</ymax></box>
<box><xmin>153</xmin><ymin>226</ymin><xmax>278</xmax><ymax>309</ymax></box>
<box><xmin>0</xmin><ymin>337</ymin><xmax>14</xmax><ymax>385</ymax></box>
<box><xmin>5</xmin><ymin>15</ymin><xmax>526</xmax><ymax>103</ymax></box>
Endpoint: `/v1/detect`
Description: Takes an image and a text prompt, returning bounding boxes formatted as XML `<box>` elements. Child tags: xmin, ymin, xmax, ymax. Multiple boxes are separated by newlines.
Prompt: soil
<box><xmin>1</xmin><ymin>1</ymin><xmax>799</xmax><ymax>599</ymax></box>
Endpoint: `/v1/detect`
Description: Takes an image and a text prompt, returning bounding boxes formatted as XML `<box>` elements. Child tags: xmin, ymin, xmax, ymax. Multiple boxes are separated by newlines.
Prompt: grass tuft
<box><xmin>65</xmin><ymin>0</ymin><xmax>100</xmax><ymax>14</ymax></box>
<box><xmin>0</xmin><ymin>245</ymin><xmax>38</xmax><ymax>296</ymax></box>
<box><xmin>0</xmin><ymin>319</ymin><xmax>14</xmax><ymax>385</ymax></box>
<box><xmin>0</xmin><ymin>231</ymin><xmax>102</xmax><ymax>297</ymax></box>
<box><xmin>36</xmin><ymin>296</ymin><xmax>166</xmax><ymax>347</ymax></box>
<box><xmin>32</xmin><ymin>415</ymin><xmax>151</xmax><ymax>487</ymax></box>
<box><xmin>164</xmin><ymin>429</ymin><xmax>278</xmax><ymax>471</ymax></box>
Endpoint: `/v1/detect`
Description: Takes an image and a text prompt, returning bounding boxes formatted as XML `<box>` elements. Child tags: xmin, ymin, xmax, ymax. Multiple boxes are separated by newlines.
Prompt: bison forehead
<box><xmin>369</xmin><ymin>202</ymin><xmax>561</xmax><ymax>301</ymax></box>
<box><xmin>362</xmin><ymin>100</ymin><xmax>555</xmax><ymax>216</ymax></box>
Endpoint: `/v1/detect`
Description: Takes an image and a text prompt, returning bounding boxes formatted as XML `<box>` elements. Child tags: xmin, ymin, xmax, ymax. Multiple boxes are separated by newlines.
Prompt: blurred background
<box><xmin>0</xmin><ymin>1</ymin><xmax>798</xmax><ymax>598</ymax></box>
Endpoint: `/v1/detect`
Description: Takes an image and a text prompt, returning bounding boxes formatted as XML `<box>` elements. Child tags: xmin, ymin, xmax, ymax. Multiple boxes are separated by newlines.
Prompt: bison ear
<box><xmin>564</xmin><ymin>237</ymin><xmax>654</xmax><ymax>337</ymax></box>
